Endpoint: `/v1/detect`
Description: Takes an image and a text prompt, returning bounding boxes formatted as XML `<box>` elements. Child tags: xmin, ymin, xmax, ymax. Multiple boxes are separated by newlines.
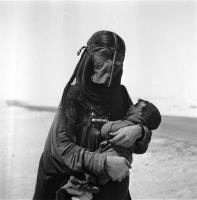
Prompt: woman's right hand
<box><xmin>104</xmin><ymin>156</ymin><xmax>131</xmax><ymax>182</ymax></box>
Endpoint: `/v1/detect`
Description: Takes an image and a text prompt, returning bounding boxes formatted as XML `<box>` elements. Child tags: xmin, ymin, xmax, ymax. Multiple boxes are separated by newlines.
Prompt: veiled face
<box><xmin>91</xmin><ymin>48</ymin><xmax>124</xmax><ymax>87</ymax></box>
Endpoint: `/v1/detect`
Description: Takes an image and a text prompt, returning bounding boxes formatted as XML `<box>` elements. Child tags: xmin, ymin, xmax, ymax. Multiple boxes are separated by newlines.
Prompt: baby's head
<box><xmin>128</xmin><ymin>99</ymin><xmax>161</xmax><ymax>130</ymax></box>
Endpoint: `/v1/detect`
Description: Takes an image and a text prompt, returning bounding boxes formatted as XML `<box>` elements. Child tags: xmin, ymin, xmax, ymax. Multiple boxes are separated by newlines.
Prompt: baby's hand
<box><xmin>71</xmin><ymin>192</ymin><xmax>93</xmax><ymax>200</ymax></box>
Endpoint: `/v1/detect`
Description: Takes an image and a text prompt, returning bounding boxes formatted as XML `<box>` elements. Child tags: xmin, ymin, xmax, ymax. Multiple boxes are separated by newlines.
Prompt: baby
<box><xmin>58</xmin><ymin>99</ymin><xmax>161</xmax><ymax>199</ymax></box>
<box><xmin>97</xmin><ymin>98</ymin><xmax>161</xmax><ymax>184</ymax></box>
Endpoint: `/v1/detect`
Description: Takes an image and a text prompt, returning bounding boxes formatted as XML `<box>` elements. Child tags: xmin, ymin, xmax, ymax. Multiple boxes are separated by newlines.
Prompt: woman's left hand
<box><xmin>109</xmin><ymin>125</ymin><xmax>143</xmax><ymax>148</ymax></box>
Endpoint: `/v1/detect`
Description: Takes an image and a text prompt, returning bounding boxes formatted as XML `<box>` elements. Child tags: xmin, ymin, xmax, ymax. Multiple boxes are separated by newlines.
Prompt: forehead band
<box><xmin>77</xmin><ymin>44</ymin><xmax>123</xmax><ymax>56</ymax></box>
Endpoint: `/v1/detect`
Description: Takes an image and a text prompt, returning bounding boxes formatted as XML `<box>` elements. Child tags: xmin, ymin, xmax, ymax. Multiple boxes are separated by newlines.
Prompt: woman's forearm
<box><xmin>49</xmin><ymin>104</ymin><xmax>107</xmax><ymax>175</ymax></box>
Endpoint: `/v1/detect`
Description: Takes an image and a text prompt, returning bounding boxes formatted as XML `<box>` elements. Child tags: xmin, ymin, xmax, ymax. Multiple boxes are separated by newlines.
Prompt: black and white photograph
<box><xmin>0</xmin><ymin>0</ymin><xmax>196</xmax><ymax>199</ymax></box>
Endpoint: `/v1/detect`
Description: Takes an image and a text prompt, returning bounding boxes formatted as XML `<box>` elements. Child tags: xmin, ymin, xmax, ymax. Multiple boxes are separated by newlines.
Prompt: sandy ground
<box><xmin>0</xmin><ymin>105</ymin><xmax>197</xmax><ymax>199</ymax></box>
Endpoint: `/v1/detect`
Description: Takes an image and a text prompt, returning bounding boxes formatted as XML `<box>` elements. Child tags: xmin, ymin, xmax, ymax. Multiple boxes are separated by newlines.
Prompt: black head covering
<box><xmin>141</xmin><ymin>102</ymin><xmax>162</xmax><ymax>130</ymax></box>
<box><xmin>61</xmin><ymin>30</ymin><xmax>126</xmax><ymax>115</ymax></box>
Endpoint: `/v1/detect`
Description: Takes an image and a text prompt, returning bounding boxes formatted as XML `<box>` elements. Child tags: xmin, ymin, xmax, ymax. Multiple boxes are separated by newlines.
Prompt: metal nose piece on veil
<box><xmin>108</xmin><ymin>51</ymin><xmax>117</xmax><ymax>87</ymax></box>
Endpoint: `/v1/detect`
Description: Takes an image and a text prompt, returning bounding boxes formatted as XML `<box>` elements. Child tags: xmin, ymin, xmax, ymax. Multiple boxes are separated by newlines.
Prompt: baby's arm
<box><xmin>134</xmin><ymin>125</ymin><xmax>152</xmax><ymax>154</ymax></box>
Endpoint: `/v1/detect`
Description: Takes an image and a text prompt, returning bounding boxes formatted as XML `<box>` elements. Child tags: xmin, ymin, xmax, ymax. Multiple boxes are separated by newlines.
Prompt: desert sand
<box><xmin>0</xmin><ymin>104</ymin><xmax>196</xmax><ymax>199</ymax></box>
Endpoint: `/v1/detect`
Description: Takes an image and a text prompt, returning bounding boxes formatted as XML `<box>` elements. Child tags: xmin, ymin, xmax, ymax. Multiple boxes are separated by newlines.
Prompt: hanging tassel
<box><xmin>77</xmin><ymin>44</ymin><xmax>96</xmax><ymax>56</ymax></box>
<box><xmin>77</xmin><ymin>46</ymin><xmax>86</xmax><ymax>56</ymax></box>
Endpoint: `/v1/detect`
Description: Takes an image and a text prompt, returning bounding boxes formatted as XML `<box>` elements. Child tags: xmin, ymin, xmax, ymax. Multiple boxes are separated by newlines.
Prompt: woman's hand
<box><xmin>104</xmin><ymin>156</ymin><xmax>131</xmax><ymax>182</ymax></box>
<box><xmin>109</xmin><ymin>125</ymin><xmax>143</xmax><ymax>148</ymax></box>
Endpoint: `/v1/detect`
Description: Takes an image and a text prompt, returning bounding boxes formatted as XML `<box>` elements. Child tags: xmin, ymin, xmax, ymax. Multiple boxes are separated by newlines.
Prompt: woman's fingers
<box><xmin>110</xmin><ymin>133</ymin><xmax>125</xmax><ymax>143</ymax></box>
<box><xmin>115</xmin><ymin>139</ymin><xmax>126</xmax><ymax>146</ymax></box>
<box><xmin>117</xmin><ymin>170</ymin><xmax>130</xmax><ymax>182</ymax></box>
<box><xmin>126</xmin><ymin>170</ymin><xmax>130</xmax><ymax>176</ymax></box>
<box><xmin>117</xmin><ymin>178</ymin><xmax>123</xmax><ymax>182</ymax></box>
<box><xmin>113</xmin><ymin>137</ymin><xmax>133</xmax><ymax>147</ymax></box>
<box><xmin>105</xmin><ymin>156</ymin><xmax>130</xmax><ymax>181</ymax></box>
<box><xmin>109</xmin><ymin>130</ymin><xmax>120</xmax><ymax>137</ymax></box>
<box><xmin>111</xmin><ymin>177</ymin><xmax>116</xmax><ymax>181</ymax></box>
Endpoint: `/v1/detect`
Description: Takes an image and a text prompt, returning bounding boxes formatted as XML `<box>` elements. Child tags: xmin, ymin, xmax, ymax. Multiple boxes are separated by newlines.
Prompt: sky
<box><xmin>0</xmin><ymin>0</ymin><xmax>196</xmax><ymax>107</ymax></box>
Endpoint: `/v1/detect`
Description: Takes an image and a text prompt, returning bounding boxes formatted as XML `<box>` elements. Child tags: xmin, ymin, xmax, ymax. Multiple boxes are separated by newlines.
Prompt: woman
<box><xmin>33</xmin><ymin>30</ymin><xmax>152</xmax><ymax>200</ymax></box>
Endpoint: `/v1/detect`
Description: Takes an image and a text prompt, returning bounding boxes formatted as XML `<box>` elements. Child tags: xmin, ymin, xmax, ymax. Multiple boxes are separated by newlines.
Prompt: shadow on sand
<box><xmin>6</xmin><ymin>100</ymin><xmax>57</xmax><ymax>112</ymax></box>
<box><xmin>6</xmin><ymin>100</ymin><xmax>197</xmax><ymax>142</ymax></box>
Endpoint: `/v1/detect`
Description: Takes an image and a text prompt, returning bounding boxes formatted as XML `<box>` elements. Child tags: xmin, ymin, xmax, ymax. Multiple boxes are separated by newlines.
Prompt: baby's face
<box><xmin>128</xmin><ymin>100</ymin><xmax>147</xmax><ymax>115</ymax></box>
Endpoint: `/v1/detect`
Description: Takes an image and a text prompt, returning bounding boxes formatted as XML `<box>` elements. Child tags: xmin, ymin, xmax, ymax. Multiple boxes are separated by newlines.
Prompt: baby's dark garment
<box><xmin>97</xmin><ymin>115</ymin><xmax>147</xmax><ymax>185</ymax></box>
